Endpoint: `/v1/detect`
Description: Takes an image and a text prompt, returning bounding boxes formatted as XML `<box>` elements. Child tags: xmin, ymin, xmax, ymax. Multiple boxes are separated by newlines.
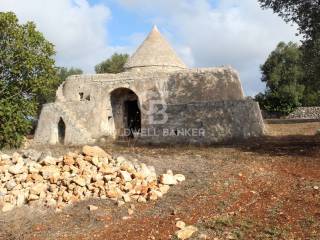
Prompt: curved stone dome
<box><xmin>124</xmin><ymin>26</ymin><xmax>187</xmax><ymax>71</ymax></box>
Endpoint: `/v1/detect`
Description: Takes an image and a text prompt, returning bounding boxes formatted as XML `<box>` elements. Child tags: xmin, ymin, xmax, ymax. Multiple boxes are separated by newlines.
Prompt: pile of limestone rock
<box><xmin>0</xmin><ymin>146</ymin><xmax>185</xmax><ymax>213</ymax></box>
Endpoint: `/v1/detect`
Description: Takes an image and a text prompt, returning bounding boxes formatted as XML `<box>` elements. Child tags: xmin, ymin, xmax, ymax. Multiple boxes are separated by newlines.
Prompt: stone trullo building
<box><xmin>34</xmin><ymin>26</ymin><xmax>264</xmax><ymax>145</ymax></box>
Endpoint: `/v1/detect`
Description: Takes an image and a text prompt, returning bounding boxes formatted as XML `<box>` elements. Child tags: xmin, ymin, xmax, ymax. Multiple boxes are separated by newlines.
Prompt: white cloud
<box><xmin>0</xmin><ymin>0</ymin><xmax>300</xmax><ymax>95</ymax></box>
<box><xmin>119</xmin><ymin>0</ymin><xmax>300</xmax><ymax>96</ymax></box>
<box><xmin>0</xmin><ymin>0</ymin><xmax>113</xmax><ymax>72</ymax></box>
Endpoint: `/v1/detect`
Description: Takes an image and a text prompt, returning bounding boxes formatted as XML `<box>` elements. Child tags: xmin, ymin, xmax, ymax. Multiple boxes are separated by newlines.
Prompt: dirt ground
<box><xmin>1</xmin><ymin>122</ymin><xmax>320</xmax><ymax>240</ymax></box>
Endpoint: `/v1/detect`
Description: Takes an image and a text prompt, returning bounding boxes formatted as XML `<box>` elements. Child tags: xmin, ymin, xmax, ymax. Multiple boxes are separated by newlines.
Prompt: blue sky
<box><xmin>92</xmin><ymin>0</ymin><xmax>150</xmax><ymax>45</ymax></box>
<box><xmin>0</xmin><ymin>0</ymin><xmax>299</xmax><ymax>96</ymax></box>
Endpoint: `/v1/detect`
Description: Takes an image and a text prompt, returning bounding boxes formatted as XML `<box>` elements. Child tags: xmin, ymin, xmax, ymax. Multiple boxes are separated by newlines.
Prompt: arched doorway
<box><xmin>58</xmin><ymin>117</ymin><xmax>66</xmax><ymax>144</ymax></box>
<box><xmin>110</xmin><ymin>88</ymin><xmax>141</xmax><ymax>138</ymax></box>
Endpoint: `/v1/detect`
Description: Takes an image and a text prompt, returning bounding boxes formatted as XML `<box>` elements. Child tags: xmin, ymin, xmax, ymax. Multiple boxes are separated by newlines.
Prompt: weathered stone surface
<box><xmin>174</xmin><ymin>174</ymin><xmax>186</xmax><ymax>182</ymax></box>
<box><xmin>40</xmin><ymin>166</ymin><xmax>60</xmax><ymax>181</ymax></box>
<box><xmin>175</xmin><ymin>225</ymin><xmax>198</xmax><ymax>240</ymax></box>
<box><xmin>120</xmin><ymin>171</ymin><xmax>132</xmax><ymax>182</ymax></box>
<box><xmin>30</xmin><ymin>183</ymin><xmax>47</xmax><ymax>195</ymax></box>
<box><xmin>63</xmin><ymin>154</ymin><xmax>75</xmax><ymax>166</ymax></box>
<box><xmin>159</xmin><ymin>184</ymin><xmax>170</xmax><ymax>194</ymax></box>
<box><xmin>41</xmin><ymin>156</ymin><xmax>56</xmax><ymax>166</ymax></box>
<box><xmin>160</xmin><ymin>174</ymin><xmax>177</xmax><ymax>185</ymax></box>
<box><xmin>88</xmin><ymin>205</ymin><xmax>98</xmax><ymax>211</ymax></box>
<box><xmin>8</xmin><ymin>164</ymin><xmax>24</xmax><ymax>175</ymax></box>
<box><xmin>0</xmin><ymin>147</ymin><xmax>185</xmax><ymax>212</ymax></box>
<box><xmin>176</xmin><ymin>221</ymin><xmax>186</xmax><ymax>229</ymax></box>
<box><xmin>2</xmin><ymin>203</ymin><xmax>14</xmax><ymax>212</ymax></box>
<box><xmin>22</xmin><ymin>149</ymin><xmax>42</xmax><ymax>162</ymax></box>
<box><xmin>5</xmin><ymin>180</ymin><xmax>17</xmax><ymax>191</ymax></box>
<box><xmin>82</xmin><ymin>146</ymin><xmax>110</xmax><ymax>158</ymax></box>
<box><xmin>72</xmin><ymin>177</ymin><xmax>86</xmax><ymax>187</ymax></box>
<box><xmin>287</xmin><ymin>107</ymin><xmax>320</xmax><ymax>119</ymax></box>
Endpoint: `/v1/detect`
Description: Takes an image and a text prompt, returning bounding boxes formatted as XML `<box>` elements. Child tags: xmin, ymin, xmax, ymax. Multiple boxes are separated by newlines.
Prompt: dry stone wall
<box><xmin>139</xmin><ymin>100</ymin><xmax>264</xmax><ymax>144</ymax></box>
<box><xmin>287</xmin><ymin>107</ymin><xmax>320</xmax><ymax>119</ymax></box>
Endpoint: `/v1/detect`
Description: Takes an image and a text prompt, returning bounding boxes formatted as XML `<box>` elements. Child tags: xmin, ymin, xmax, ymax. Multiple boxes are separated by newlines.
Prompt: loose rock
<box><xmin>175</xmin><ymin>225</ymin><xmax>198</xmax><ymax>240</ymax></box>
<box><xmin>160</xmin><ymin>174</ymin><xmax>177</xmax><ymax>185</ymax></box>
<box><xmin>0</xmin><ymin>146</ymin><xmax>185</xmax><ymax>213</ymax></box>
<box><xmin>88</xmin><ymin>205</ymin><xmax>98</xmax><ymax>211</ymax></box>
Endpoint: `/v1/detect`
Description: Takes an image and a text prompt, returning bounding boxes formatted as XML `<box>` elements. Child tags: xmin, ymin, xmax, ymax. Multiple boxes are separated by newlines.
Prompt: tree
<box><xmin>95</xmin><ymin>53</ymin><xmax>129</xmax><ymax>74</ymax></box>
<box><xmin>301</xmin><ymin>35</ymin><xmax>320</xmax><ymax>106</ymax></box>
<box><xmin>39</xmin><ymin>67</ymin><xmax>83</xmax><ymax>104</ymax></box>
<box><xmin>0</xmin><ymin>12</ymin><xmax>57</xmax><ymax>148</ymax></box>
<box><xmin>258</xmin><ymin>0</ymin><xmax>320</xmax><ymax>40</ymax></box>
<box><xmin>258</xmin><ymin>0</ymin><xmax>320</xmax><ymax>106</ymax></box>
<box><xmin>255</xmin><ymin>42</ymin><xmax>305</xmax><ymax>115</ymax></box>
<box><xmin>57</xmin><ymin>67</ymin><xmax>83</xmax><ymax>82</ymax></box>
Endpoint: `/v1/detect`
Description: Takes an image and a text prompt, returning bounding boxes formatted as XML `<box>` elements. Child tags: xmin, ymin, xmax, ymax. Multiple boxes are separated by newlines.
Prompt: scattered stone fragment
<box><xmin>137</xmin><ymin>196</ymin><xmax>147</xmax><ymax>203</ymax></box>
<box><xmin>199</xmin><ymin>233</ymin><xmax>208</xmax><ymax>239</ymax></box>
<box><xmin>40</xmin><ymin>165</ymin><xmax>60</xmax><ymax>181</ymax></box>
<box><xmin>175</xmin><ymin>225</ymin><xmax>198</xmax><ymax>240</ymax></box>
<box><xmin>128</xmin><ymin>208</ymin><xmax>134</xmax><ymax>215</ymax></box>
<box><xmin>123</xmin><ymin>194</ymin><xmax>131</xmax><ymax>203</ymax></box>
<box><xmin>5</xmin><ymin>180</ymin><xmax>17</xmax><ymax>191</ymax></box>
<box><xmin>88</xmin><ymin>205</ymin><xmax>98</xmax><ymax>211</ymax></box>
<box><xmin>63</xmin><ymin>155</ymin><xmax>75</xmax><ymax>166</ymax></box>
<box><xmin>30</xmin><ymin>183</ymin><xmax>47</xmax><ymax>195</ymax></box>
<box><xmin>160</xmin><ymin>174</ymin><xmax>177</xmax><ymax>185</ymax></box>
<box><xmin>72</xmin><ymin>176</ymin><xmax>86</xmax><ymax>187</ymax></box>
<box><xmin>8</xmin><ymin>164</ymin><xmax>24</xmax><ymax>175</ymax></box>
<box><xmin>117</xmin><ymin>200</ymin><xmax>125</xmax><ymax>207</ymax></box>
<box><xmin>159</xmin><ymin>184</ymin><xmax>170</xmax><ymax>194</ymax></box>
<box><xmin>120</xmin><ymin>171</ymin><xmax>132</xmax><ymax>182</ymax></box>
<box><xmin>176</xmin><ymin>221</ymin><xmax>186</xmax><ymax>229</ymax></box>
<box><xmin>2</xmin><ymin>203</ymin><xmax>14</xmax><ymax>212</ymax></box>
<box><xmin>41</xmin><ymin>156</ymin><xmax>56</xmax><ymax>166</ymax></box>
<box><xmin>28</xmin><ymin>194</ymin><xmax>39</xmax><ymax>201</ymax></box>
<box><xmin>82</xmin><ymin>145</ymin><xmax>110</xmax><ymax>158</ymax></box>
<box><xmin>174</xmin><ymin>174</ymin><xmax>186</xmax><ymax>182</ymax></box>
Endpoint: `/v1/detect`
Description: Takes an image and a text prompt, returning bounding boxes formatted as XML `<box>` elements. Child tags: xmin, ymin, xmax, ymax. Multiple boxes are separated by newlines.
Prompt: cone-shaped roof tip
<box><xmin>124</xmin><ymin>26</ymin><xmax>187</xmax><ymax>71</ymax></box>
<box><xmin>152</xmin><ymin>25</ymin><xmax>159</xmax><ymax>32</ymax></box>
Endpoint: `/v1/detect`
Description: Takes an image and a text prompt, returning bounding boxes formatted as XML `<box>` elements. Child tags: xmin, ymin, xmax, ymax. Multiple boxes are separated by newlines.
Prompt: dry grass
<box><xmin>0</xmin><ymin>121</ymin><xmax>320</xmax><ymax>240</ymax></box>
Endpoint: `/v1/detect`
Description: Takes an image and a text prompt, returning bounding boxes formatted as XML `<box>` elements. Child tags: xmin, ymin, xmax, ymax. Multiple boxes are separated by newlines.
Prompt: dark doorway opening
<box><xmin>58</xmin><ymin>118</ymin><xmax>66</xmax><ymax>144</ymax></box>
<box><xmin>110</xmin><ymin>88</ymin><xmax>141</xmax><ymax>139</ymax></box>
<box><xmin>125</xmin><ymin>100</ymin><xmax>141</xmax><ymax>137</ymax></box>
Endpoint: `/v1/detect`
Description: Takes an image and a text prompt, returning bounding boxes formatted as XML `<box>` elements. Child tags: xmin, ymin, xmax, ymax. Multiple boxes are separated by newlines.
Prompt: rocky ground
<box><xmin>0</xmin><ymin>122</ymin><xmax>320</xmax><ymax>240</ymax></box>
<box><xmin>0</xmin><ymin>145</ymin><xmax>185</xmax><ymax>212</ymax></box>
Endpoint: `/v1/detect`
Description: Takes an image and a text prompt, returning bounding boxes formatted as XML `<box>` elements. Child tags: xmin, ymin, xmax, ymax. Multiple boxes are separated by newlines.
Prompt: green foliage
<box><xmin>255</xmin><ymin>42</ymin><xmax>305</xmax><ymax>115</ymax></box>
<box><xmin>40</xmin><ymin>67</ymin><xmax>83</xmax><ymax>103</ymax></box>
<box><xmin>0</xmin><ymin>12</ymin><xmax>57</xmax><ymax>149</ymax></box>
<box><xmin>258</xmin><ymin>0</ymin><xmax>320</xmax><ymax>41</ymax></box>
<box><xmin>258</xmin><ymin>0</ymin><xmax>320</xmax><ymax>106</ymax></box>
<box><xmin>301</xmin><ymin>36</ymin><xmax>320</xmax><ymax>106</ymax></box>
<box><xmin>57</xmin><ymin>67</ymin><xmax>83</xmax><ymax>82</ymax></box>
<box><xmin>95</xmin><ymin>53</ymin><xmax>129</xmax><ymax>74</ymax></box>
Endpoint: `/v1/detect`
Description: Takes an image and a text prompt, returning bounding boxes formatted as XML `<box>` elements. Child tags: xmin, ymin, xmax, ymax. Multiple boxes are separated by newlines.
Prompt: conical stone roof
<box><xmin>124</xmin><ymin>26</ymin><xmax>187</xmax><ymax>71</ymax></box>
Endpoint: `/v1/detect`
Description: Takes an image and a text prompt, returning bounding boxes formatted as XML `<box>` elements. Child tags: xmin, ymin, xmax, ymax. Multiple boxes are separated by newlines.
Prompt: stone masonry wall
<box><xmin>287</xmin><ymin>107</ymin><xmax>320</xmax><ymax>119</ymax></box>
<box><xmin>34</xmin><ymin>67</ymin><xmax>261</xmax><ymax>145</ymax></box>
<box><xmin>138</xmin><ymin>100</ymin><xmax>264</xmax><ymax>144</ymax></box>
